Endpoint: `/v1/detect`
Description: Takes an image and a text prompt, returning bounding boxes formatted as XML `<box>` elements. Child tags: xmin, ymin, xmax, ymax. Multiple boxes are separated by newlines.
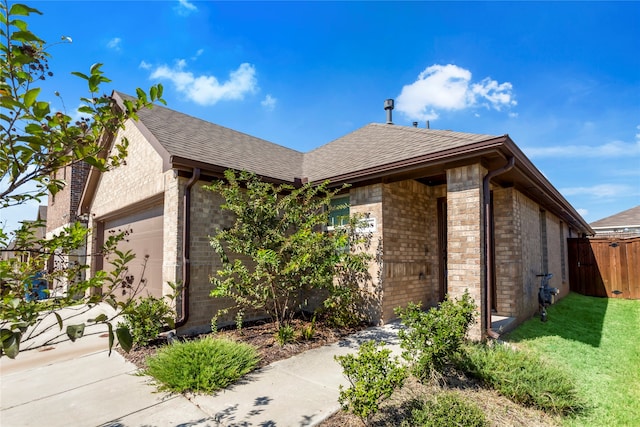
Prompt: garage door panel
<box><xmin>104</xmin><ymin>205</ymin><xmax>163</xmax><ymax>299</ymax></box>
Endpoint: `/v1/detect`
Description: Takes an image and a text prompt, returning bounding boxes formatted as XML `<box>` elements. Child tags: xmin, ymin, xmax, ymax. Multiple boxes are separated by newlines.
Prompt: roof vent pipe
<box><xmin>384</xmin><ymin>99</ymin><xmax>394</xmax><ymax>124</ymax></box>
<box><xmin>412</xmin><ymin>121</ymin><xmax>418</xmax><ymax>128</ymax></box>
<box><xmin>426</xmin><ymin>120</ymin><xmax>430</xmax><ymax>129</ymax></box>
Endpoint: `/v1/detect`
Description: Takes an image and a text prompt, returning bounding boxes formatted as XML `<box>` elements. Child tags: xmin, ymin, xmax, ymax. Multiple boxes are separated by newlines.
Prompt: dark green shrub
<box><xmin>395</xmin><ymin>291</ymin><xmax>475</xmax><ymax>381</ymax></box>
<box><xmin>120</xmin><ymin>295</ymin><xmax>174</xmax><ymax>346</ymax></box>
<box><xmin>145</xmin><ymin>337</ymin><xmax>259</xmax><ymax>393</ymax></box>
<box><xmin>459</xmin><ymin>343</ymin><xmax>583</xmax><ymax>415</ymax></box>
<box><xmin>336</xmin><ymin>340</ymin><xmax>407</xmax><ymax>425</ymax></box>
<box><xmin>401</xmin><ymin>392</ymin><xmax>487</xmax><ymax>427</ymax></box>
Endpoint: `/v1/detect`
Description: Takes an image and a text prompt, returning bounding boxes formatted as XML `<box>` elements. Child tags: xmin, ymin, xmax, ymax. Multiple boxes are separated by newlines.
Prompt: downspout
<box><xmin>483</xmin><ymin>157</ymin><xmax>515</xmax><ymax>339</ymax></box>
<box><xmin>175</xmin><ymin>167</ymin><xmax>201</xmax><ymax>328</ymax></box>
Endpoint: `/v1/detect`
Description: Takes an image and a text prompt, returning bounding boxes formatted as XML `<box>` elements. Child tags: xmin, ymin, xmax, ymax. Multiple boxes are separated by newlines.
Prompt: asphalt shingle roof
<box><xmin>121</xmin><ymin>92</ymin><xmax>304</xmax><ymax>182</ymax></box>
<box><xmin>303</xmin><ymin>123</ymin><xmax>498</xmax><ymax>182</ymax></box>
<box><xmin>122</xmin><ymin>92</ymin><xmax>499</xmax><ymax>183</ymax></box>
<box><xmin>590</xmin><ymin>205</ymin><xmax>640</xmax><ymax>228</ymax></box>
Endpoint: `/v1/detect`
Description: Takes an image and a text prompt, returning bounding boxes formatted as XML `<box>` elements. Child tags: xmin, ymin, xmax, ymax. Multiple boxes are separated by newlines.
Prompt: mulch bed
<box><xmin>119</xmin><ymin>320</ymin><xmax>559</xmax><ymax>426</ymax></box>
<box><xmin>118</xmin><ymin>318</ymin><xmax>364</xmax><ymax>370</ymax></box>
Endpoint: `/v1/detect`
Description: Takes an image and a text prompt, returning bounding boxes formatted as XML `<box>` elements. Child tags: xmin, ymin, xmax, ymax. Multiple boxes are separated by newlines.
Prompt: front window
<box><xmin>327</xmin><ymin>196</ymin><xmax>350</xmax><ymax>230</ymax></box>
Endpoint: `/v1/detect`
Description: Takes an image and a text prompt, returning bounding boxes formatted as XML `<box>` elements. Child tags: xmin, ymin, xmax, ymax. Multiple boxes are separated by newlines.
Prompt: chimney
<box><xmin>384</xmin><ymin>99</ymin><xmax>394</xmax><ymax>124</ymax></box>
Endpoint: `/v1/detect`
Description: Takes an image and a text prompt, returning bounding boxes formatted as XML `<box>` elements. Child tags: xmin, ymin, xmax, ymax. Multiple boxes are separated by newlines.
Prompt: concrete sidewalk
<box><xmin>1</xmin><ymin>323</ymin><xmax>402</xmax><ymax>427</ymax></box>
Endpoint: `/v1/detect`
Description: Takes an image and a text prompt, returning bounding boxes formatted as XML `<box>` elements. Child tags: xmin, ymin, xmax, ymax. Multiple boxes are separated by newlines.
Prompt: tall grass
<box><xmin>505</xmin><ymin>292</ymin><xmax>640</xmax><ymax>426</ymax></box>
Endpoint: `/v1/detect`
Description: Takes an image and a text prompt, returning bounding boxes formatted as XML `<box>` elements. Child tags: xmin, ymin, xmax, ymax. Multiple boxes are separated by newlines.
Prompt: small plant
<box><xmin>401</xmin><ymin>392</ymin><xmax>487</xmax><ymax>427</ymax></box>
<box><xmin>336</xmin><ymin>340</ymin><xmax>407</xmax><ymax>425</ymax></box>
<box><xmin>299</xmin><ymin>317</ymin><xmax>316</xmax><ymax>341</ymax></box>
<box><xmin>120</xmin><ymin>295</ymin><xmax>175</xmax><ymax>347</ymax></box>
<box><xmin>458</xmin><ymin>343</ymin><xmax>584</xmax><ymax>415</ymax></box>
<box><xmin>144</xmin><ymin>337</ymin><xmax>260</xmax><ymax>393</ymax></box>
<box><xmin>395</xmin><ymin>291</ymin><xmax>475</xmax><ymax>381</ymax></box>
<box><xmin>275</xmin><ymin>323</ymin><xmax>295</xmax><ymax>346</ymax></box>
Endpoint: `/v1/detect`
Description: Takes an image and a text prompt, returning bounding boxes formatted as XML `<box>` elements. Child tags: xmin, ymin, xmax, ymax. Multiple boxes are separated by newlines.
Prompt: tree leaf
<box><xmin>9</xmin><ymin>4</ymin><xmax>42</xmax><ymax>16</ymax></box>
<box><xmin>116</xmin><ymin>326</ymin><xmax>133</xmax><ymax>353</ymax></box>
<box><xmin>1</xmin><ymin>330</ymin><xmax>21</xmax><ymax>359</ymax></box>
<box><xmin>93</xmin><ymin>313</ymin><xmax>108</xmax><ymax>323</ymax></box>
<box><xmin>23</xmin><ymin>87</ymin><xmax>40</xmax><ymax>108</ymax></box>
<box><xmin>54</xmin><ymin>312</ymin><xmax>63</xmax><ymax>331</ymax></box>
<box><xmin>71</xmin><ymin>71</ymin><xmax>89</xmax><ymax>80</ymax></box>
<box><xmin>107</xmin><ymin>323</ymin><xmax>114</xmax><ymax>356</ymax></box>
<box><xmin>66</xmin><ymin>324</ymin><xmax>85</xmax><ymax>342</ymax></box>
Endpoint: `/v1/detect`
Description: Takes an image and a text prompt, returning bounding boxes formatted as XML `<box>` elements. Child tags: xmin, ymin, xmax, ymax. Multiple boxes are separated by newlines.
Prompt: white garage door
<box><xmin>103</xmin><ymin>204</ymin><xmax>164</xmax><ymax>299</ymax></box>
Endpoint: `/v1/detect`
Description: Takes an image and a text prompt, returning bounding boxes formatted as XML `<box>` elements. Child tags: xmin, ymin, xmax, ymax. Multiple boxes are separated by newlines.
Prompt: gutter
<box><xmin>175</xmin><ymin>167</ymin><xmax>201</xmax><ymax>328</ymax></box>
<box><xmin>483</xmin><ymin>157</ymin><xmax>515</xmax><ymax>340</ymax></box>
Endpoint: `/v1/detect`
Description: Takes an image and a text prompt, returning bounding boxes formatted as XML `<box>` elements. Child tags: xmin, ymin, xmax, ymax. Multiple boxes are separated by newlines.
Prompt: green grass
<box><xmin>460</xmin><ymin>343</ymin><xmax>583</xmax><ymax>415</ymax></box>
<box><xmin>505</xmin><ymin>292</ymin><xmax>640</xmax><ymax>426</ymax></box>
<box><xmin>144</xmin><ymin>337</ymin><xmax>260</xmax><ymax>393</ymax></box>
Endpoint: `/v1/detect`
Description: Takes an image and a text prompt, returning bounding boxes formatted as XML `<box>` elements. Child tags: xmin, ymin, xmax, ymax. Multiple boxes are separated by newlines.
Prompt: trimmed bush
<box><xmin>401</xmin><ymin>392</ymin><xmax>487</xmax><ymax>427</ymax></box>
<box><xmin>458</xmin><ymin>343</ymin><xmax>583</xmax><ymax>415</ymax></box>
<box><xmin>336</xmin><ymin>340</ymin><xmax>407</xmax><ymax>424</ymax></box>
<box><xmin>145</xmin><ymin>337</ymin><xmax>259</xmax><ymax>393</ymax></box>
<box><xmin>121</xmin><ymin>296</ymin><xmax>174</xmax><ymax>346</ymax></box>
<box><xmin>395</xmin><ymin>291</ymin><xmax>475</xmax><ymax>381</ymax></box>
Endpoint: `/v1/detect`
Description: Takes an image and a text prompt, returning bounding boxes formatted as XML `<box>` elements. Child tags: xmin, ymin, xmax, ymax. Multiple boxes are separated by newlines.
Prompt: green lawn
<box><xmin>505</xmin><ymin>292</ymin><xmax>640</xmax><ymax>426</ymax></box>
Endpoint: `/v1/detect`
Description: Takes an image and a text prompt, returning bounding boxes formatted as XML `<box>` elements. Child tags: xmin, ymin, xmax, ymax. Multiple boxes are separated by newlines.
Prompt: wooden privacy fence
<box><xmin>568</xmin><ymin>237</ymin><xmax>640</xmax><ymax>299</ymax></box>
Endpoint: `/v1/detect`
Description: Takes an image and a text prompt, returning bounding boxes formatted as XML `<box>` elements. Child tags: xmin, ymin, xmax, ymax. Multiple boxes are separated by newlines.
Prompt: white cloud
<box><xmin>139</xmin><ymin>61</ymin><xmax>152</xmax><ymax>70</ymax></box>
<box><xmin>576</xmin><ymin>208</ymin><xmax>589</xmax><ymax>217</ymax></box>
<box><xmin>176</xmin><ymin>0</ymin><xmax>197</xmax><ymax>15</ymax></box>
<box><xmin>150</xmin><ymin>61</ymin><xmax>258</xmax><ymax>106</ymax></box>
<box><xmin>396</xmin><ymin>64</ymin><xmax>516</xmax><ymax>121</ymax></box>
<box><xmin>560</xmin><ymin>184</ymin><xmax>633</xmax><ymax>198</ymax></box>
<box><xmin>107</xmin><ymin>37</ymin><xmax>121</xmax><ymax>50</ymax></box>
<box><xmin>261</xmin><ymin>94</ymin><xmax>277</xmax><ymax>111</ymax></box>
<box><xmin>524</xmin><ymin>139</ymin><xmax>640</xmax><ymax>158</ymax></box>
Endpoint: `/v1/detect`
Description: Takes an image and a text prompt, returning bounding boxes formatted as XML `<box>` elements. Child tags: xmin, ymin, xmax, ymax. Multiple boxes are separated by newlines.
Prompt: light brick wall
<box><xmin>90</xmin><ymin>122</ymin><xmax>165</xmax><ymax>218</ymax></box>
<box><xmin>446</xmin><ymin>164</ymin><xmax>486</xmax><ymax>340</ymax></box>
<box><xmin>380</xmin><ymin>180</ymin><xmax>435</xmax><ymax>322</ymax></box>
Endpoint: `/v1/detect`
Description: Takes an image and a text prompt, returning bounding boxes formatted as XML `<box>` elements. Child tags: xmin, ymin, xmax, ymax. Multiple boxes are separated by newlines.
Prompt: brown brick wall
<box><xmin>446</xmin><ymin>164</ymin><xmax>486</xmax><ymax>340</ymax></box>
<box><xmin>493</xmin><ymin>186</ymin><xmax>521</xmax><ymax>317</ymax></box>
<box><xmin>47</xmin><ymin>165</ymin><xmax>73</xmax><ymax>232</ymax></box>
<box><xmin>380</xmin><ymin>180</ymin><xmax>436</xmax><ymax>322</ymax></box>
<box><xmin>349</xmin><ymin>184</ymin><xmax>384</xmax><ymax>323</ymax></box>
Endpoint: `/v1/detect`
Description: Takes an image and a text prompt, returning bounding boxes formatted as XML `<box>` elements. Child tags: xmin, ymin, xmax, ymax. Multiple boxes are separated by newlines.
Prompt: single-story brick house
<box><xmin>77</xmin><ymin>92</ymin><xmax>592</xmax><ymax>339</ymax></box>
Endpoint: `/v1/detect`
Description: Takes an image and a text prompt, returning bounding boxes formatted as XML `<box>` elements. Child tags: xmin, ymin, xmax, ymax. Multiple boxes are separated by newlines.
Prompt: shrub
<box><xmin>401</xmin><ymin>392</ymin><xmax>487</xmax><ymax>427</ymax></box>
<box><xmin>275</xmin><ymin>323</ymin><xmax>295</xmax><ymax>346</ymax></box>
<box><xmin>395</xmin><ymin>291</ymin><xmax>475</xmax><ymax>381</ymax></box>
<box><xmin>458</xmin><ymin>343</ymin><xmax>583</xmax><ymax>415</ymax></box>
<box><xmin>299</xmin><ymin>317</ymin><xmax>316</xmax><ymax>341</ymax></box>
<box><xmin>144</xmin><ymin>337</ymin><xmax>259</xmax><ymax>393</ymax></box>
<box><xmin>336</xmin><ymin>340</ymin><xmax>407</xmax><ymax>425</ymax></box>
<box><xmin>121</xmin><ymin>295</ymin><xmax>175</xmax><ymax>346</ymax></box>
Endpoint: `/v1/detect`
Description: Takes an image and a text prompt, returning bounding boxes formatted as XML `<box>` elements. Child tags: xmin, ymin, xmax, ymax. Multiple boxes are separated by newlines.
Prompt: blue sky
<box><xmin>2</xmin><ymin>0</ymin><xmax>639</xmax><ymax>233</ymax></box>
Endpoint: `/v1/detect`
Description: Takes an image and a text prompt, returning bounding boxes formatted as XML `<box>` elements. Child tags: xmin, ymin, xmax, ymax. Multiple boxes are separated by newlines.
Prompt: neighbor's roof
<box><xmin>590</xmin><ymin>205</ymin><xmax>640</xmax><ymax>228</ymax></box>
